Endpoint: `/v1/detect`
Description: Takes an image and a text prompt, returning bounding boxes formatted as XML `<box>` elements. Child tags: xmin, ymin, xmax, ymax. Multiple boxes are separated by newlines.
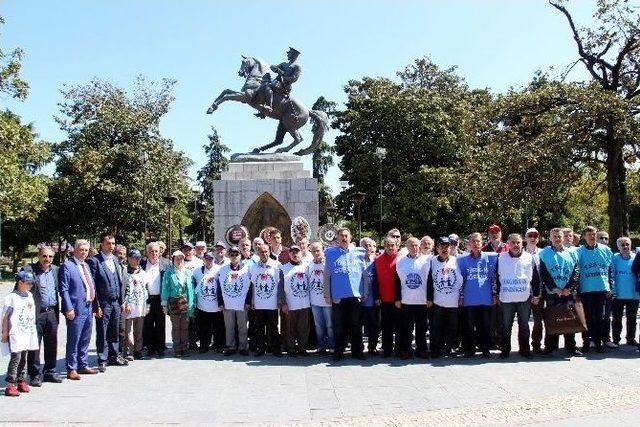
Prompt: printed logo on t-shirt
<box><xmin>200</xmin><ymin>277</ymin><xmax>217</xmax><ymax>301</ymax></box>
<box><xmin>310</xmin><ymin>268</ymin><xmax>324</xmax><ymax>295</ymax></box>
<box><xmin>434</xmin><ymin>266</ymin><xmax>458</xmax><ymax>294</ymax></box>
<box><xmin>405</xmin><ymin>272</ymin><xmax>423</xmax><ymax>290</ymax></box>
<box><xmin>223</xmin><ymin>272</ymin><xmax>247</xmax><ymax>298</ymax></box>
<box><xmin>255</xmin><ymin>272</ymin><xmax>277</xmax><ymax>299</ymax></box>
<box><xmin>288</xmin><ymin>271</ymin><xmax>309</xmax><ymax>297</ymax></box>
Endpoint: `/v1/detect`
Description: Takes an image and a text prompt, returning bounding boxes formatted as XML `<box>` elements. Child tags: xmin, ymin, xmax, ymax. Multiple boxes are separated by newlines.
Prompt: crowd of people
<box><xmin>2</xmin><ymin>224</ymin><xmax>638</xmax><ymax>397</ymax></box>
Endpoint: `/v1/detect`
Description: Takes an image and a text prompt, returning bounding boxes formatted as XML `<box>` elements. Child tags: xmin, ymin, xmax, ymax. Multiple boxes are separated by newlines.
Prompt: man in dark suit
<box><xmin>141</xmin><ymin>241</ymin><xmax>169</xmax><ymax>357</ymax></box>
<box><xmin>87</xmin><ymin>232</ymin><xmax>128</xmax><ymax>371</ymax></box>
<box><xmin>58</xmin><ymin>239</ymin><xmax>100</xmax><ymax>380</ymax></box>
<box><xmin>22</xmin><ymin>246</ymin><xmax>63</xmax><ymax>386</ymax></box>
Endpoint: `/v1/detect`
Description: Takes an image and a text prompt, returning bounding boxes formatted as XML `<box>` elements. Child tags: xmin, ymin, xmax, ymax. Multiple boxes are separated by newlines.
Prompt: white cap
<box><xmin>525</xmin><ymin>228</ymin><xmax>539</xmax><ymax>235</ymax></box>
<box><xmin>171</xmin><ymin>250</ymin><xmax>185</xmax><ymax>258</ymax></box>
<box><xmin>195</xmin><ymin>241</ymin><xmax>206</xmax><ymax>247</ymax></box>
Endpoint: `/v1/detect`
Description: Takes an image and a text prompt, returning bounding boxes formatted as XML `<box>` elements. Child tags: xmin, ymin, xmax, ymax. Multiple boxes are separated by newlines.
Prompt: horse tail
<box><xmin>307</xmin><ymin>109</ymin><xmax>329</xmax><ymax>153</ymax></box>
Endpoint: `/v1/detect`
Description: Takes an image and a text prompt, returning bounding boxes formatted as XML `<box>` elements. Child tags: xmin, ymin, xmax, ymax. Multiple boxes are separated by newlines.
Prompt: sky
<box><xmin>3</xmin><ymin>1</ymin><xmax>596</xmax><ymax>195</ymax></box>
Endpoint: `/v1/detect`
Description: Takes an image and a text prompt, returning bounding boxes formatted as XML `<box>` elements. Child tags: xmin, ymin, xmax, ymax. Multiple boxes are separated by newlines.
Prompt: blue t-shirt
<box><xmin>325</xmin><ymin>246</ymin><xmax>365</xmax><ymax>299</ymax></box>
<box><xmin>458</xmin><ymin>252</ymin><xmax>498</xmax><ymax>306</ymax></box>
<box><xmin>576</xmin><ymin>244</ymin><xmax>613</xmax><ymax>293</ymax></box>
<box><xmin>360</xmin><ymin>260</ymin><xmax>377</xmax><ymax>307</ymax></box>
<box><xmin>539</xmin><ymin>246</ymin><xmax>578</xmax><ymax>291</ymax></box>
<box><xmin>612</xmin><ymin>253</ymin><xmax>638</xmax><ymax>300</ymax></box>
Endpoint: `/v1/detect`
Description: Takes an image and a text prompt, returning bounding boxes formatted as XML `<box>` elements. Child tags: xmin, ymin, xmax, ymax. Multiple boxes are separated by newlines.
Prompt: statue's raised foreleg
<box><xmin>206</xmin><ymin>89</ymin><xmax>245</xmax><ymax>114</ymax></box>
<box><xmin>251</xmin><ymin>122</ymin><xmax>287</xmax><ymax>153</ymax></box>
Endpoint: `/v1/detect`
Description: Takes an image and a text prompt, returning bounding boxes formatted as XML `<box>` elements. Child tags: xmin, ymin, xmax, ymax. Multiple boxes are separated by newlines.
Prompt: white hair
<box><xmin>74</xmin><ymin>239</ymin><xmax>90</xmax><ymax>249</ymax></box>
<box><xmin>617</xmin><ymin>237</ymin><xmax>631</xmax><ymax>250</ymax></box>
<box><xmin>146</xmin><ymin>241</ymin><xmax>160</xmax><ymax>252</ymax></box>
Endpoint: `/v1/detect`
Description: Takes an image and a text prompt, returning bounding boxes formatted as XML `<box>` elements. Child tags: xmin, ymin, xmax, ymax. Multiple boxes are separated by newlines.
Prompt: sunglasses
<box><xmin>527</xmin><ymin>233</ymin><xmax>539</xmax><ymax>238</ymax></box>
<box><xmin>40</xmin><ymin>255</ymin><xmax>54</xmax><ymax>258</ymax></box>
<box><xmin>391</xmin><ymin>235</ymin><xmax>401</xmax><ymax>238</ymax></box>
<box><xmin>600</xmin><ymin>237</ymin><xmax>609</xmax><ymax>241</ymax></box>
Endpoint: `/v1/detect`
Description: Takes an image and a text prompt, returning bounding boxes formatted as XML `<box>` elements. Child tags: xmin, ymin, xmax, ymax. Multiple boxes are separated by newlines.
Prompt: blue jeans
<box><xmin>500</xmin><ymin>301</ymin><xmax>531</xmax><ymax>354</ymax></box>
<box><xmin>311</xmin><ymin>305</ymin><xmax>334</xmax><ymax>350</ymax></box>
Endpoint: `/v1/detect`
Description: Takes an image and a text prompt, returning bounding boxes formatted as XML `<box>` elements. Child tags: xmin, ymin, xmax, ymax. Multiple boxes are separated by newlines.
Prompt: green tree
<box><xmin>197</xmin><ymin>127</ymin><xmax>229</xmax><ymax>203</ymax></box>
<box><xmin>0</xmin><ymin>16</ymin><xmax>29</xmax><ymax>100</ymax></box>
<box><xmin>550</xmin><ymin>0</ymin><xmax>640</xmax><ymax>241</ymax></box>
<box><xmin>49</xmin><ymin>76</ymin><xmax>194</xmax><ymax>245</ymax></box>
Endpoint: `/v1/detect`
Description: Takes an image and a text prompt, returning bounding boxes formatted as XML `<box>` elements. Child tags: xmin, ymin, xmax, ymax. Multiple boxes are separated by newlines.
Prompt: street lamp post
<box><xmin>198</xmin><ymin>202</ymin><xmax>209</xmax><ymax>242</ymax></box>
<box><xmin>163</xmin><ymin>194</ymin><xmax>178</xmax><ymax>253</ymax></box>
<box><xmin>351</xmin><ymin>192</ymin><xmax>366</xmax><ymax>240</ymax></box>
<box><xmin>375</xmin><ymin>148</ymin><xmax>387</xmax><ymax>238</ymax></box>
<box><xmin>139</xmin><ymin>152</ymin><xmax>149</xmax><ymax>244</ymax></box>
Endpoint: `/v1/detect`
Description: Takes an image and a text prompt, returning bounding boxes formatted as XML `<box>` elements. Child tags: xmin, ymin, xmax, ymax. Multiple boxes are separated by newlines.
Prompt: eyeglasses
<box><xmin>600</xmin><ymin>237</ymin><xmax>609</xmax><ymax>241</ymax></box>
<box><xmin>391</xmin><ymin>235</ymin><xmax>401</xmax><ymax>238</ymax></box>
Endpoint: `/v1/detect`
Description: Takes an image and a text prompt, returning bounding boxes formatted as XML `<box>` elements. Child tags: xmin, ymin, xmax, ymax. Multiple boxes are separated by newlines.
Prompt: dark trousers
<box><xmin>380</xmin><ymin>302</ymin><xmax>400</xmax><ymax>354</ymax></box>
<box><xmin>247</xmin><ymin>309</ymin><xmax>257</xmax><ymax>351</ymax></box>
<box><xmin>612</xmin><ymin>299</ymin><xmax>639</xmax><ymax>344</ymax></box>
<box><xmin>196</xmin><ymin>309</ymin><xmax>225</xmax><ymax>351</ymax></box>
<box><xmin>401</xmin><ymin>304</ymin><xmax>428</xmax><ymax>353</ymax></box>
<box><xmin>581</xmin><ymin>291</ymin><xmax>607</xmax><ymax>348</ymax></box>
<box><xmin>27</xmin><ymin>309</ymin><xmax>59</xmax><ymax>378</ymax></box>
<box><xmin>253</xmin><ymin>309</ymin><xmax>280</xmax><ymax>353</ymax></box>
<box><xmin>531</xmin><ymin>299</ymin><xmax>545</xmax><ymax>350</ymax></box>
<box><xmin>463</xmin><ymin>305</ymin><xmax>491</xmax><ymax>354</ymax></box>
<box><xmin>143</xmin><ymin>295</ymin><xmax>166</xmax><ymax>354</ymax></box>
<box><xmin>332</xmin><ymin>297</ymin><xmax>364</xmax><ymax>355</ymax></box>
<box><xmin>66</xmin><ymin>303</ymin><xmax>93</xmax><ymax>372</ymax></box>
<box><xmin>603</xmin><ymin>297</ymin><xmax>612</xmax><ymax>342</ymax></box>
<box><xmin>5</xmin><ymin>351</ymin><xmax>27</xmax><ymax>383</ymax></box>
<box><xmin>501</xmin><ymin>301</ymin><xmax>531</xmax><ymax>354</ymax></box>
<box><xmin>431</xmin><ymin>305</ymin><xmax>458</xmax><ymax>356</ymax></box>
<box><xmin>285</xmin><ymin>308</ymin><xmax>310</xmax><ymax>352</ymax></box>
<box><xmin>490</xmin><ymin>304</ymin><xmax>502</xmax><ymax>347</ymax></box>
<box><xmin>96</xmin><ymin>299</ymin><xmax>121</xmax><ymax>363</ymax></box>
<box><xmin>361</xmin><ymin>305</ymin><xmax>380</xmax><ymax>352</ymax></box>
<box><xmin>544</xmin><ymin>296</ymin><xmax>577</xmax><ymax>352</ymax></box>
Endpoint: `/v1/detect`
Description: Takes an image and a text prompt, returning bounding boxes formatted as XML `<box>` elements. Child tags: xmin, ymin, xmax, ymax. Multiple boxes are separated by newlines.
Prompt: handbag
<box><xmin>168</xmin><ymin>296</ymin><xmax>188</xmax><ymax>315</ymax></box>
<box><xmin>543</xmin><ymin>301</ymin><xmax>587</xmax><ymax>335</ymax></box>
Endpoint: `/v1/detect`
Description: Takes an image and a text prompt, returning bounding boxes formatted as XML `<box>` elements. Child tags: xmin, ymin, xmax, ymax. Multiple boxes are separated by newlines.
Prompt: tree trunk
<box><xmin>606</xmin><ymin>143</ymin><xmax>629</xmax><ymax>243</ymax></box>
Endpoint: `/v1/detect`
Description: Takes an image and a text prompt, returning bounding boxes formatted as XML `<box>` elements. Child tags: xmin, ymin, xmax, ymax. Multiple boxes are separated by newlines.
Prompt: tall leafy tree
<box><xmin>311</xmin><ymin>97</ymin><xmax>336</xmax><ymax>224</ymax></box>
<box><xmin>197</xmin><ymin>127</ymin><xmax>229</xmax><ymax>203</ymax></box>
<box><xmin>49</xmin><ymin>76</ymin><xmax>193</xmax><ymax>245</ymax></box>
<box><xmin>550</xmin><ymin>0</ymin><xmax>640</xmax><ymax>240</ymax></box>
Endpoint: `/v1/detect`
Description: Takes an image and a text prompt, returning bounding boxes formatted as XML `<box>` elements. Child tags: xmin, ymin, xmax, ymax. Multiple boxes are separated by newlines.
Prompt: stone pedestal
<box><xmin>213</xmin><ymin>154</ymin><xmax>319</xmax><ymax>245</ymax></box>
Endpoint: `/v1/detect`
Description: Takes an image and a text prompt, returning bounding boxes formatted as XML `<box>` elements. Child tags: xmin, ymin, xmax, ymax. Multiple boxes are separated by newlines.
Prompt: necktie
<box><xmin>81</xmin><ymin>263</ymin><xmax>95</xmax><ymax>302</ymax></box>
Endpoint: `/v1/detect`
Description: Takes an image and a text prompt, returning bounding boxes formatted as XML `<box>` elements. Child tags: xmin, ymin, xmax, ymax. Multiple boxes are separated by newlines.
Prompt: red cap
<box><xmin>488</xmin><ymin>224</ymin><xmax>502</xmax><ymax>234</ymax></box>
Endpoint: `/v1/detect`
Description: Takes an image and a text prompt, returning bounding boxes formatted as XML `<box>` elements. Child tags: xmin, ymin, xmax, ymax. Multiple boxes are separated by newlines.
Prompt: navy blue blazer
<box><xmin>58</xmin><ymin>258</ymin><xmax>98</xmax><ymax>315</ymax></box>
<box><xmin>87</xmin><ymin>253</ymin><xmax>122</xmax><ymax>306</ymax></box>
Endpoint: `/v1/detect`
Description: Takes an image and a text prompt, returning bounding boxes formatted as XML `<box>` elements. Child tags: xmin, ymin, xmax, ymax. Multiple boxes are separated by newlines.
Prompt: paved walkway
<box><xmin>1</xmin><ymin>282</ymin><xmax>639</xmax><ymax>426</ymax></box>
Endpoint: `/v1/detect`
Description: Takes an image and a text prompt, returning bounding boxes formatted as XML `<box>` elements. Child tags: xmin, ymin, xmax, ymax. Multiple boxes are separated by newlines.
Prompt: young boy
<box><xmin>2</xmin><ymin>272</ymin><xmax>39</xmax><ymax>396</ymax></box>
<box><xmin>123</xmin><ymin>249</ymin><xmax>149</xmax><ymax>360</ymax></box>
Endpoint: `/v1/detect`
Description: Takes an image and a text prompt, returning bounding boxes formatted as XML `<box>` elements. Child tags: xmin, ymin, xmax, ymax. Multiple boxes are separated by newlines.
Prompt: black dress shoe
<box><xmin>30</xmin><ymin>376</ymin><xmax>42</xmax><ymax>387</ymax></box>
<box><xmin>43</xmin><ymin>373</ymin><xmax>63</xmax><ymax>383</ymax></box>
<box><xmin>108</xmin><ymin>358</ymin><xmax>127</xmax><ymax>366</ymax></box>
<box><xmin>97</xmin><ymin>363</ymin><xmax>107</xmax><ymax>373</ymax></box>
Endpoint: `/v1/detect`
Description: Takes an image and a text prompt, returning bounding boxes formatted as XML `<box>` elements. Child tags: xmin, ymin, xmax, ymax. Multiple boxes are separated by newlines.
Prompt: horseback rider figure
<box><xmin>255</xmin><ymin>47</ymin><xmax>302</xmax><ymax>118</ymax></box>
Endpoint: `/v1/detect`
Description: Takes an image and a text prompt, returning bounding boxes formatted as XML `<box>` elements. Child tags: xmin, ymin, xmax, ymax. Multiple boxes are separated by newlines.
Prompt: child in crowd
<box><xmin>2</xmin><ymin>272</ymin><xmax>39</xmax><ymax>396</ymax></box>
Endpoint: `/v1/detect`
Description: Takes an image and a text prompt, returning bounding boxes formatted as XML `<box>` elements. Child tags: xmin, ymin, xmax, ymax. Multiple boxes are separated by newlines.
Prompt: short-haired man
<box><xmin>496</xmin><ymin>234</ymin><xmax>540</xmax><ymax>359</ymax></box>
<box><xmin>483</xmin><ymin>224</ymin><xmax>508</xmax><ymax>253</ymax></box>
<box><xmin>613</xmin><ymin>237</ymin><xmax>638</xmax><ymax>346</ymax></box>
<box><xmin>193</xmin><ymin>252</ymin><xmax>225</xmax><ymax>353</ymax></box>
<box><xmin>396</xmin><ymin>237</ymin><xmax>431</xmax><ymax>359</ymax></box>
<box><xmin>525</xmin><ymin>228</ymin><xmax>545</xmax><ymax>354</ymax></box>
<box><xmin>539</xmin><ymin>228</ymin><xmax>582</xmax><ymax>357</ymax></box>
<box><xmin>307</xmin><ymin>241</ymin><xmax>333</xmax><ymax>355</ymax></box>
<box><xmin>59</xmin><ymin>239</ymin><xmax>99</xmax><ymax>379</ymax></box>
<box><xmin>23</xmin><ymin>246</ymin><xmax>63</xmax><ymax>385</ymax></box>
<box><xmin>217</xmin><ymin>246</ymin><xmax>251</xmax><ymax>356</ymax></box>
<box><xmin>359</xmin><ymin>238</ymin><xmax>379</xmax><ymax>356</ymax></box>
<box><xmin>249</xmin><ymin>244</ymin><xmax>282</xmax><ymax>357</ymax></box>
<box><xmin>576</xmin><ymin>226</ymin><xmax>613</xmax><ymax>353</ymax></box>
<box><xmin>87</xmin><ymin>232</ymin><xmax>128</xmax><ymax>371</ymax></box>
<box><xmin>296</xmin><ymin>237</ymin><xmax>313</xmax><ymax>265</ymax></box>
<box><xmin>420</xmin><ymin>236</ymin><xmax>434</xmax><ymax>256</ymax></box>
<box><xmin>374</xmin><ymin>237</ymin><xmax>401</xmax><ymax>358</ymax></box>
<box><xmin>324</xmin><ymin>228</ymin><xmax>367</xmax><ymax>361</ymax></box>
<box><xmin>597</xmin><ymin>230</ymin><xmax>614</xmax><ymax>346</ymax></box>
<box><xmin>457</xmin><ymin>233</ymin><xmax>498</xmax><ymax>358</ymax></box>
<box><xmin>562</xmin><ymin>228</ymin><xmax>575</xmax><ymax>249</ymax></box>
<box><xmin>427</xmin><ymin>237</ymin><xmax>464</xmax><ymax>358</ymax></box>
<box><xmin>195</xmin><ymin>241</ymin><xmax>207</xmax><ymax>259</ymax></box>
<box><xmin>183</xmin><ymin>242</ymin><xmax>205</xmax><ymax>271</ymax></box>
<box><xmin>141</xmin><ymin>242</ymin><xmax>169</xmax><ymax>357</ymax></box>
<box><xmin>279</xmin><ymin>245</ymin><xmax>311</xmax><ymax>356</ymax></box>
<box><xmin>213</xmin><ymin>241</ymin><xmax>230</xmax><ymax>266</ymax></box>
<box><xmin>269</xmin><ymin>230</ymin><xmax>290</xmax><ymax>264</ymax></box>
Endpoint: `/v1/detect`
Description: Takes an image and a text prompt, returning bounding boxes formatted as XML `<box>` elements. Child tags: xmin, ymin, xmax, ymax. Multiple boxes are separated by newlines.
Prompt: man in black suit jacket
<box><xmin>141</xmin><ymin>241</ymin><xmax>170</xmax><ymax>357</ymax></box>
<box><xmin>22</xmin><ymin>246</ymin><xmax>63</xmax><ymax>386</ymax></box>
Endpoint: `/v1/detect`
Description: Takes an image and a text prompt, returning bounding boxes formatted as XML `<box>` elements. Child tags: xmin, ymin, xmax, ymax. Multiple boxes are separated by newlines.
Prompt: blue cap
<box><xmin>204</xmin><ymin>251</ymin><xmax>215</xmax><ymax>259</ymax></box>
<box><xmin>181</xmin><ymin>242</ymin><xmax>194</xmax><ymax>249</ymax></box>
<box><xmin>437</xmin><ymin>237</ymin><xmax>452</xmax><ymax>245</ymax></box>
<box><xmin>15</xmin><ymin>271</ymin><xmax>35</xmax><ymax>283</ymax></box>
<box><xmin>127</xmin><ymin>249</ymin><xmax>142</xmax><ymax>259</ymax></box>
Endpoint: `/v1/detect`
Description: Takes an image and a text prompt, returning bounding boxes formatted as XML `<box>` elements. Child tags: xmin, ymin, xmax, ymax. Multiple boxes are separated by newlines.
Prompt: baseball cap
<box><xmin>214</xmin><ymin>241</ymin><xmax>226</xmax><ymax>248</ymax></box>
<box><xmin>15</xmin><ymin>271</ymin><xmax>35</xmax><ymax>283</ymax></box>
<box><xmin>525</xmin><ymin>228</ymin><xmax>539</xmax><ymax>237</ymax></box>
<box><xmin>181</xmin><ymin>242</ymin><xmax>194</xmax><ymax>249</ymax></box>
<box><xmin>204</xmin><ymin>251</ymin><xmax>215</xmax><ymax>259</ymax></box>
<box><xmin>448</xmin><ymin>233</ymin><xmax>459</xmax><ymax>243</ymax></box>
<box><xmin>228</xmin><ymin>246</ymin><xmax>240</xmax><ymax>254</ymax></box>
<box><xmin>289</xmin><ymin>245</ymin><xmax>301</xmax><ymax>252</ymax></box>
<box><xmin>488</xmin><ymin>224</ymin><xmax>502</xmax><ymax>234</ymax></box>
<box><xmin>127</xmin><ymin>249</ymin><xmax>142</xmax><ymax>259</ymax></box>
<box><xmin>195</xmin><ymin>241</ymin><xmax>206</xmax><ymax>248</ymax></box>
<box><xmin>437</xmin><ymin>237</ymin><xmax>452</xmax><ymax>245</ymax></box>
<box><xmin>172</xmin><ymin>250</ymin><xmax>185</xmax><ymax>258</ymax></box>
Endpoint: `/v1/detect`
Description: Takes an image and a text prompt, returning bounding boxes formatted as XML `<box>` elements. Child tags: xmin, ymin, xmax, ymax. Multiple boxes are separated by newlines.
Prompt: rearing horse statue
<box><xmin>206</xmin><ymin>56</ymin><xmax>329</xmax><ymax>156</ymax></box>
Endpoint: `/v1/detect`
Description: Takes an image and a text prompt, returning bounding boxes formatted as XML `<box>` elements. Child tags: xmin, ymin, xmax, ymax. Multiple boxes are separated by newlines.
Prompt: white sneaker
<box><xmin>605</xmin><ymin>341</ymin><xmax>618</xmax><ymax>348</ymax></box>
